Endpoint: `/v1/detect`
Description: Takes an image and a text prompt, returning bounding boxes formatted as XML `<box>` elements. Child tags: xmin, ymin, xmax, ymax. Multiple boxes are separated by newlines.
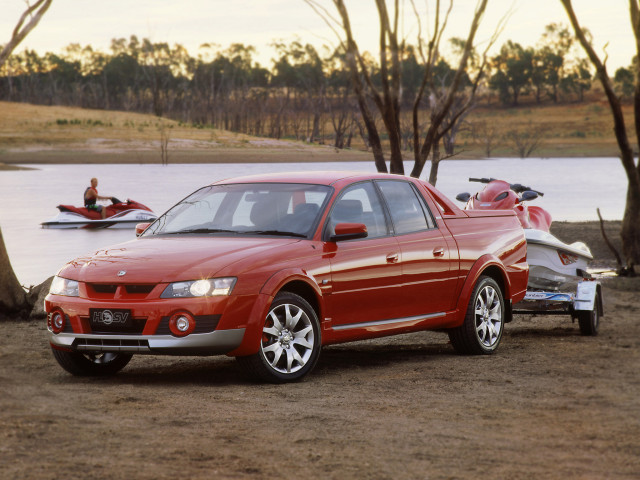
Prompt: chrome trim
<box><xmin>332</xmin><ymin>312</ymin><xmax>445</xmax><ymax>331</ymax></box>
<box><xmin>49</xmin><ymin>328</ymin><xmax>245</xmax><ymax>355</ymax></box>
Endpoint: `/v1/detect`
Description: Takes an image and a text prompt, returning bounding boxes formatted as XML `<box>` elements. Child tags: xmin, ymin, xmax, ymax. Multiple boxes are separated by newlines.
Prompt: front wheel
<box><xmin>51</xmin><ymin>348</ymin><xmax>132</xmax><ymax>376</ymax></box>
<box><xmin>236</xmin><ymin>292</ymin><xmax>321</xmax><ymax>383</ymax></box>
<box><xmin>448</xmin><ymin>276</ymin><xmax>505</xmax><ymax>355</ymax></box>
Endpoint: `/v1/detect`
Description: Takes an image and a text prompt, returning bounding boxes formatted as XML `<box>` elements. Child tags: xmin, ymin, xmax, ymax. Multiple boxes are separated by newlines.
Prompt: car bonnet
<box><xmin>57</xmin><ymin>235</ymin><xmax>302</xmax><ymax>284</ymax></box>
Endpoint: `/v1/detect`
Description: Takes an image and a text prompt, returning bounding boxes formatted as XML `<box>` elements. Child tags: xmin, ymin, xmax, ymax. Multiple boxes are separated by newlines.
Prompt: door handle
<box><xmin>386</xmin><ymin>253</ymin><xmax>399</xmax><ymax>263</ymax></box>
<box><xmin>433</xmin><ymin>247</ymin><xmax>445</xmax><ymax>257</ymax></box>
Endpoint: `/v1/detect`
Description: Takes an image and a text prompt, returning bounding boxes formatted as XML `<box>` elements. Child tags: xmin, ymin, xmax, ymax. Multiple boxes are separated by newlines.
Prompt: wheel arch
<box><xmin>260</xmin><ymin>269</ymin><xmax>323</xmax><ymax>320</ymax></box>
<box><xmin>278</xmin><ymin>279</ymin><xmax>322</xmax><ymax>320</ymax></box>
<box><xmin>230</xmin><ymin>270</ymin><xmax>324</xmax><ymax>357</ymax></box>
<box><xmin>455</xmin><ymin>255</ymin><xmax>513</xmax><ymax>324</ymax></box>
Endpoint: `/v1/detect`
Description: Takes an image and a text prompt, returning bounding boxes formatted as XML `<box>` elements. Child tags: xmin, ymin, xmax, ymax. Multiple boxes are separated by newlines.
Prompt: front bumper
<box><xmin>50</xmin><ymin>328</ymin><xmax>245</xmax><ymax>356</ymax></box>
<box><xmin>45</xmin><ymin>289</ymin><xmax>259</xmax><ymax>356</ymax></box>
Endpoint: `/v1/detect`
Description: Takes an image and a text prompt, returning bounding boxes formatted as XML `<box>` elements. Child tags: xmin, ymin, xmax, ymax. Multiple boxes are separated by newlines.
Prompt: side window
<box><xmin>327</xmin><ymin>182</ymin><xmax>388</xmax><ymax>239</ymax></box>
<box><xmin>377</xmin><ymin>180</ymin><xmax>434</xmax><ymax>234</ymax></box>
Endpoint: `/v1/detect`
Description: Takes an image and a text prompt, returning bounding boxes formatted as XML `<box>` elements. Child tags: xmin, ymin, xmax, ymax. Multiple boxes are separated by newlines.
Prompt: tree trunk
<box><xmin>311</xmin><ymin>113</ymin><xmax>320</xmax><ymax>143</ymax></box>
<box><xmin>0</xmin><ymin>227</ymin><xmax>28</xmax><ymax>318</ymax></box>
<box><xmin>621</xmin><ymin>184</ymin><xmax>640</xmax><ymax>270</ymax></box>
<box><xmin>428</xmin><ymin>140</ymin><xmax>441</xmax><ymax>186</ymax></box>
<box><xmin>560</xmin><ymin>0</ymin><xmax>640</xmax><ymax>272</ymax></box>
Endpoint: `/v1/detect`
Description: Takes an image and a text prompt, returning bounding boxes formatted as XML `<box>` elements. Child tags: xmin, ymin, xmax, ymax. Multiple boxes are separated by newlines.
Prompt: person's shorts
<box><xmin>86</xmin><ymin>204</ymin><xmax>103</xmax><ymax>212</ymax></box>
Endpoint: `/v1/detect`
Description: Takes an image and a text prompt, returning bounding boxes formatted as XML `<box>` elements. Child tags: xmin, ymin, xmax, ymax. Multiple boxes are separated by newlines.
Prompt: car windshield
<box><xmin>144</xmin><ymin>183</ymin><xmax>332</xmax><ymax>238</ymax></box>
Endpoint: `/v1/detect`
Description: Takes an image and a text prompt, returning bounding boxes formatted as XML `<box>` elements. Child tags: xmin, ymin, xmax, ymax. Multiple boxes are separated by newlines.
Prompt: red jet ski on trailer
<box><xmin>456</xmin><ymin>177</ymin><xmax>602</xmax><ymax>336</ymax></box>
<box><xmin>41</xmin><ymin>197</ymin><xmax>157</xmax><ymax>229</ymax></box>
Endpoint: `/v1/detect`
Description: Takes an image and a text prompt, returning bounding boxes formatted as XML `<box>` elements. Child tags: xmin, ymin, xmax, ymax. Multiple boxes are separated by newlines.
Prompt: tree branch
<box><xmin>0</xmin><ymin>0</ymin><xmax>53</xmax><ymax>68</ymax></box>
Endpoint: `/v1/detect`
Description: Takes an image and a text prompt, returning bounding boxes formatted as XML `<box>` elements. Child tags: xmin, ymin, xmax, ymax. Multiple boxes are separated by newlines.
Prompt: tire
<box><xmin>236</xmin><ymin>292</ymin><xmax>321</xmax><ymax>383</ymax></box>
<box><xmin>448</xmin><ymin>276</ymin><xmax>505</xmax><ymax>355</ymax></box>
<box><xmin>578</xmin><ymin>295</ymin><xmax>600</xmax><ymax>336</ymax></box>
<box><xmin>51</xmin><ymin>348</ymin><xmax>133</xmax><ymax>376</ymax></box>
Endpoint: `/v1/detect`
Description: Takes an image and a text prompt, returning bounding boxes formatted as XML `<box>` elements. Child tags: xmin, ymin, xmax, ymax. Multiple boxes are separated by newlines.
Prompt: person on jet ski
<box><xmin>84</xmin><ymin>177</ymin><xmax>113</xmax><ymax>219</ymax></box>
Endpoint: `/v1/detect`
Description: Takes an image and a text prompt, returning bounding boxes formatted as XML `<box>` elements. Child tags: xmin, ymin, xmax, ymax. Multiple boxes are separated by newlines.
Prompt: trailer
<box><xmin>513</xmin><ymin>280</ymin><xmax>603</xmax><ymax>335</ymax></box>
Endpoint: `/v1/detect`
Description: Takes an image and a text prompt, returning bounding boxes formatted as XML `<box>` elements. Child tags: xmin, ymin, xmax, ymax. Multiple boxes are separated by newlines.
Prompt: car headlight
<box><xmin>160</xmin><ymin>277</ymin><xmax>237</xmax><ymax>298</ymax></box>
<box><xmin>49</xmin><ymin>276</ymin><xmax>79</xmax><ymax>297</ymax></box>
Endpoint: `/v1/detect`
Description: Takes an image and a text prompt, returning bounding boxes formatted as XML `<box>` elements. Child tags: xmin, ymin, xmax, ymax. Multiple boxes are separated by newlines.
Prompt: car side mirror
<box><xmin>455</xmin><ymin>192</ymin><xmax>471</xmax><ymax>203</ymax></box>
<box><xmin>521</xmin><ymin>190</ymin><xmax>539</xmax><ymax>201</ymax></box>
<box><xmin>330</xmin><ymin>223</ymin><xmax>368</xmax><ymax>242</ymax></box>
<box><xmin>135</xmin><ymin>222</ymin><xmax>151</xmax><ymax>237</ymax></box>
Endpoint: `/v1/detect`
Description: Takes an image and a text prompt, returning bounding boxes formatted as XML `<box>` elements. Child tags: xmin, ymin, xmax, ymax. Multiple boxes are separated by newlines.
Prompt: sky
<box><xmin>1</xmin><ymin>0</ymin><xmax>635</xmax><ymax>69</ymax></box>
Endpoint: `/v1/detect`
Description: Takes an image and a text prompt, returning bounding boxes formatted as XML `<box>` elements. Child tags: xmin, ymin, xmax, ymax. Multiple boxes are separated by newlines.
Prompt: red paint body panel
<box><xmin>46</xmin><ymin>172</ymin><xmax>528</xmax><ymax>360</ymax></box>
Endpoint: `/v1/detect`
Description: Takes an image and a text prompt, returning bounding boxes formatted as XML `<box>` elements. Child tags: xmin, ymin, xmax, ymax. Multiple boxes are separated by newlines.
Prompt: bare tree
<box><xmin>305</xmin><ymin>0</ymin><xmax>502</xmax><ymax>183</ymax></box>
<box><xmin>505</xmin><ymin>123</ymin><xmax>546</xmax><ymax>158</ymax></box>
<box><xmin>559</xmin><ymin>0</ymin><xmax>640</xmax><ymax>273</ymax></box>
<box><xmin>470</xmin><ymin>120</ymin><xmax>499</xmax><ymax>157</ymax></box>
<box><xmin>159</xmin><ymin>125</ymin><xmax>170</xmax><ymax>165</ymax></box>
<box><xmin>1</xmin><ymin>0</ymin><xmax>53</xmax><ymax>316</ymax></box>
<box><xmin>409</xmin><ymin>0</ymin><xmax>497</xmax><ymax>182</ymax></box>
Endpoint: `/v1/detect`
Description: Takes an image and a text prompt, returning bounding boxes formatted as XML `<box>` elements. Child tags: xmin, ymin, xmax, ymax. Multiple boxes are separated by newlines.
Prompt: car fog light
<box><xmin>169</xmin><ymin>312</ymin><xmax>195</xmax><ymax>337</ymax></box>
<box><xmin>176</xmin><ymin>316</ymin><xmax>189</xmax><ymax>331</ymax></box>
<box><xmin>49</xmin><ymin>311</ymin><xmax>65</xmax><ymax>334</ymax></box>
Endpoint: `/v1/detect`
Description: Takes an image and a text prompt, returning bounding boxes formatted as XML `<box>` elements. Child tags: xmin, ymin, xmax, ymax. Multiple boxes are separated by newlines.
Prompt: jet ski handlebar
<box><xmin>468</xmin><ymin>178</ymin><xmax>544</xmax><ymax>197</ymax></box>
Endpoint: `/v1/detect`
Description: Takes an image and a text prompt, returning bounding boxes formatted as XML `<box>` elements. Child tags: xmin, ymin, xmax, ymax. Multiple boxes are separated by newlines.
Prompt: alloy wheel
<box><xmin>260</xmin><ymin>303</ymin><xmax>315</xmax><ymax>374</ymax></box>
<box><xmin>474</xmin><ymin>285</ymin><xmax>503</xmax><ymax>348</ymax></box>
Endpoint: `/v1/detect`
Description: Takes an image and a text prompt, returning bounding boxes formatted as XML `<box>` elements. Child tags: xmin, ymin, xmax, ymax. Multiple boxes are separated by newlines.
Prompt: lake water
<box><xmin>0</xmin><ymin>157</ymin><xmax>628</xmax><ymax>287</ymax></box>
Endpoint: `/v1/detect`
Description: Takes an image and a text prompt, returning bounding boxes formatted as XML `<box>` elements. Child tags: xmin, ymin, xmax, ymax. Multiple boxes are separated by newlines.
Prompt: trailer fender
<box><xmin>573</xmin><ymin>281</ymin><xmax>603</xmax><ymax>315</ymax></box>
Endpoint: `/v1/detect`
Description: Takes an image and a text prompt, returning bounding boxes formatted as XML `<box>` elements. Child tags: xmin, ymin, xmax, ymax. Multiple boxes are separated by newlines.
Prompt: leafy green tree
<box><xmin>614</xmin><ymin>65</ymin><xmax>635</xmax><ymax>100</ymax></box>
<box><xmin>490</xmin><ymin>41</ymin><xmax>534</xmax><ymax>106</ymax></box>
<box><xmin>271</xmin><ymin>41</ymin><xmax>327</xmax><ymax>141</ymax></box>
<box><xmin>537</xmin><ymin>23</ymin><xmax>574</xmax><ymax>103</ymax></box>
<box><xmin>560</xmin><ymin>57</ymin><xmax>592</xmax><ymax>101</ymax></box>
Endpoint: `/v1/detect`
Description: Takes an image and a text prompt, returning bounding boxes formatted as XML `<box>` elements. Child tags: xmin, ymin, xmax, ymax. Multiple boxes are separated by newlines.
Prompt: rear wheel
<box><xmin>449</xmin><ymin>276</ymin><xmax>505</xmax><ymax>355</ymax></box>
<box><xmin>51</xmin><ymin>348</ymin><xmax>132</xmax><ymax>376</ymax></box>
<box><xmin>578</xmin><ymin>295</ymin><xmax>600</xmax><ymax>336</ymax></box>
<box><xmin>236</xmin><ymin>292</ymin><xmax>321</xmax><ymax>383</ymax></box>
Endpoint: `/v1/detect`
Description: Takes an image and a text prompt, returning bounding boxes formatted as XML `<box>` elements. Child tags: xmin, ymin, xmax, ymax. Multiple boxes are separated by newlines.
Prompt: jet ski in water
<box><xmin>41</xmin><ymin>197</ymin><xmax>157</xmax><ymax>229</ymax></box>
<box><xmin>456</xmin><ymin>178</ymin><xmax>593</xmax><ymax>290</ymax></box>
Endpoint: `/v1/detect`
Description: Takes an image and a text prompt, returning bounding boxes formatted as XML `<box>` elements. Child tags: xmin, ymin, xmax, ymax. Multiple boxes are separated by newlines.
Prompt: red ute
<box><xmin>45</xmin><ymin>172</ymin><xmax>528</xmax><ymax>382</ymax></box>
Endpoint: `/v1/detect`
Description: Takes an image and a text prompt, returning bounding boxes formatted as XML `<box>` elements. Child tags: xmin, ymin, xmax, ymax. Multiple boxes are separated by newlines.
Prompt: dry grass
<box><xmin>0</xmin><ymin>101</ymin><xmax>371</xmax><ymax>164</ymax></box>
<box><xmin>460</xmin><ymin>100</ymin><xmax>630</xmax><ymax>158</ymax></box>
<box><xmin>0</xmin><ymin>98</ymin><xmax>634</xmax><ymax>164</ymax></box>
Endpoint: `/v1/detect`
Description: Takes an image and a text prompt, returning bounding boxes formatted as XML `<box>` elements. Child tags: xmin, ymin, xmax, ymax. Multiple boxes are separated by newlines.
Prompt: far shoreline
<box><xmin>0</xmin><ymin>149</ymin><xmax>624</xmax><ymax>169</ymax></box>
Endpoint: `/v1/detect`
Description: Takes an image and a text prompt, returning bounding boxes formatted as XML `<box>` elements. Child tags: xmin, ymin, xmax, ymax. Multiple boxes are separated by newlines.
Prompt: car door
<box><xmin>323</xmin><ymin>181</ymin><xmax>403</xmax><ymax>329</ymax></box>
<box><xmin>376</xmin><ymin>180</ymin><xmax>458</xmax><ymax>317</ymax></box>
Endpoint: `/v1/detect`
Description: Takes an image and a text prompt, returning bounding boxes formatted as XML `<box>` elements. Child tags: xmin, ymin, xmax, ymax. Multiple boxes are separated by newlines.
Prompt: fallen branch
<box><xmin>596</xmin><ymin>208</ymin><xmax>631</xmax><ymax>276</ymax></box>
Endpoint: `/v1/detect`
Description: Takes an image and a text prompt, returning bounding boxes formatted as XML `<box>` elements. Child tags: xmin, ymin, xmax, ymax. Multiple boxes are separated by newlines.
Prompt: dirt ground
<box><xmin>1</xmin><ymin>224</ymin><xmax>639</xmax><ymax>479</ymax></box>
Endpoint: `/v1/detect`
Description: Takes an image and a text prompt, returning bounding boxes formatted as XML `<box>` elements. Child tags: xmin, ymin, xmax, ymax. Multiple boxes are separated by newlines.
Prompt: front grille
<box><xmin>86</xmin><ymin>283</ymin><xmax>157</xmax><ymax>299</ymax></box>
<box><xmin>74</xmin><ymin>338</ymin><xmax>150</xmax><ymax>352</ymax></box>
<box><xmin>90</xmin><ymin>284</ymin><xmax>118</xmax><ymax>294</ymax></box>
<box><xmin>125</xmin><ymin>284</ymin><xmax>155</xmax><ymax>294</ymax></box>
<box><xmin>63</xmin><ymin>314</ymin><xmax>74</xmax><ymax>333</ymax></box>
<box><xmin>83</xmin><ymin>315</ymin><xmax>147</xmax><ymax>335</ymax></box>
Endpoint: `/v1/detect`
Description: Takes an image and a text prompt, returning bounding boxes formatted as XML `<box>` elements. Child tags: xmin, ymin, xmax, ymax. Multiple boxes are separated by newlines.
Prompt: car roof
<box><xmin>212</xmin><ymin>171</ymin><xmax>413</xmax><ymax>186</ymax></box>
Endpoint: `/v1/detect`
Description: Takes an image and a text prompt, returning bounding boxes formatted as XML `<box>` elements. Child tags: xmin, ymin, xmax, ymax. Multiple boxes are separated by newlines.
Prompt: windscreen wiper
<box><xmin>242</xmin><ymin>230</ymin><xmax>307</xmax><ymax>238</ymax></box>
<box><xmin>164</xmin><ymin>228</ymin><xmax>239</xmax><ymax>235</ymax></box>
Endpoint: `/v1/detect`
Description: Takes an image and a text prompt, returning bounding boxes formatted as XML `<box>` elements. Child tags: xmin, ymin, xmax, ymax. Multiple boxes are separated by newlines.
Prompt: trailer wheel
<box><xmin>578</xmin><ymin>295</ymin><xmax>600</xmax><ymax>336</ymax></box>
